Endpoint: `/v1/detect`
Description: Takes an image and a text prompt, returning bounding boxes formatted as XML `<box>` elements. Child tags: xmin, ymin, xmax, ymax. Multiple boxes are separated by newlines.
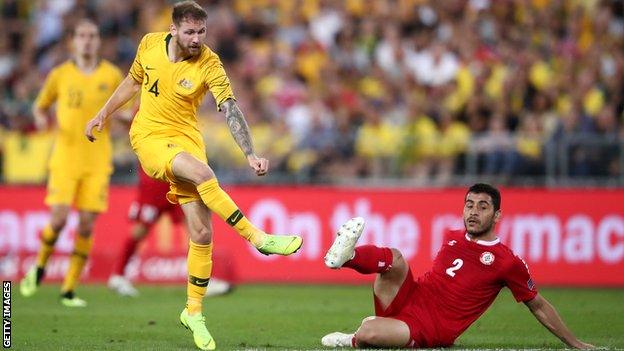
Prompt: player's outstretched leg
<box><xmin>325</xmin><ymin>217</ymin><xmax>398</xmax><ymax>275</ymax></box>
<box><xmin>173</xmin><ymin>153</ymin><xmax>303</xmax><ymax>256</ymax></box>
<box><xmin>323</xmin><ymin>219</ymin><xmax>413</xmax><ymax>348</ymax></box>
<box><xmin>196</xmin><ymin>178</ymin><xmax>302</xmax><ymax>255</ymax></box>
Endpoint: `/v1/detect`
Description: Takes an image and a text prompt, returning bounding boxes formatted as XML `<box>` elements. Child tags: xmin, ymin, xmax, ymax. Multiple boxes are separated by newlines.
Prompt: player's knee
<box><xmin>77</xmin><ymin>217</ymin><xmax>96</xmax><ymax>237</ymax></box>
<box><xmin>50</xmin><ymin>217</ymin><xmax>67</xmax><ymax>233</ymax></box>
<box><xmin>360</xmin><ymin>316</ymin><xmax>376</xmax><ymax>326</ymax></box>
<box><xmin>76</xmin><ymin>222</ymin><xmax>94</xmax><ymax>237</ymax></box>
<box><xmin>191</xmin><ymin>165</ymin><xmax>215</xmax><ymax>185</ymax></box>
<box><xmin>189</xmin><ymin>225</ymin><xmax>213</xmax><ymax>244</ymax></box>
<box><xmin>49</xmin><ymin>206</ymin><xmax>70</xmax><ymax>231</ymax></box>
<box><xmin>355</xmin><ymin>322</ymin><xmax>382</xmax><ymax>346</ymax></box>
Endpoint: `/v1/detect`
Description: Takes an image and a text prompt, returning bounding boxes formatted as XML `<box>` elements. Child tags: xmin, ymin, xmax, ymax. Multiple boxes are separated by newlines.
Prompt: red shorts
<box><xmin>128</xmin><ymin>168</ymin><xmax>184</xmax><ymax>225</ymax></box>
<box><xmin>373</xmin><ymin>269</ymin><xmax>443</xmax><ymax>348</ymax></box>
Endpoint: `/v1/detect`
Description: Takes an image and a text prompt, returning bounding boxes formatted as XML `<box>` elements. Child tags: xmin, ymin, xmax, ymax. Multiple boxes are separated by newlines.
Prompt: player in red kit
<box><xmin>108</xmin><ymin>168</ymin><xmax>232</xmax><ymax>297</ymax></box>
<box><xmin>322</xmin><ymin>183</ymin><xmax>594</xmax><ymax>349</ymax></box>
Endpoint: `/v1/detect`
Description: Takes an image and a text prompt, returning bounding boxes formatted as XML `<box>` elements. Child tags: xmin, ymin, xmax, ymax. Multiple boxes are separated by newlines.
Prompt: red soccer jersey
<box><xmin>415</xmin><ymin>229</ymin><xmax>537</xmax><ymax>346</ymax></box>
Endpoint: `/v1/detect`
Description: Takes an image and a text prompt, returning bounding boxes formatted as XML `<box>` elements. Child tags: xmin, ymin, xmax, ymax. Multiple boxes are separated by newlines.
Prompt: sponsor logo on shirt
<box><xmin>480</xmin><ymin>251</ymin><xmax>495</xmax><ymax>265</ymax></box>
<box><xmin>448</xmin><ymin>240</ymin><xmax>457</xmax><ymax>246</ymax></box>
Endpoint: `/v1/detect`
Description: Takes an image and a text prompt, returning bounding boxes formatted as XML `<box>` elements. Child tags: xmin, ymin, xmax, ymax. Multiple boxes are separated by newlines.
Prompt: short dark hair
<box><xmin>466</xmin><ymin>183</ymin><xmax>501</xmax><ymax>211</ymax></box>
<box><xmin>172</xmin><ymin>1</ymin><xmax>207</xmax><ymax>26</ymax></box>
<box><xmin>73</xmin><ymin>18</ymin><xmax>99</xmax><ymax>36</ymax></box>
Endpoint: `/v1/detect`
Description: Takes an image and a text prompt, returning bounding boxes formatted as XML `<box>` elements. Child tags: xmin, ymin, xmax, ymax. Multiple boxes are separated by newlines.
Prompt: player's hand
<box><xmin>247</xmin><ymin>154</ymin><xmax>269</xmax><ymax>176</ymax></box>
<box><xmin>85</xmin><ymin>112</ymin><xmax>107</xmax><ymax>142</ymax></box>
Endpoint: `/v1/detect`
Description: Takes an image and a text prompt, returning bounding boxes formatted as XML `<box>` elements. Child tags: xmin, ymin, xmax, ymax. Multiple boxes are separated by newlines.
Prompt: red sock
<box><xmin>342</xmin><ymin>245</ymin><xmax>393</xmax><ymax>274</ymax></box>
<box><xmin>114</xmin><ymin>237</ymin><xmax>140</xmax><ymax>276</ymax></box>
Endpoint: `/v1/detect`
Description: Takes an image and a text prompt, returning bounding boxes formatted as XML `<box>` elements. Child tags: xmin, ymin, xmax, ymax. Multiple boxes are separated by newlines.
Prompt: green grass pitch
<box><xmin>11</xmin><ymin>284</ymin><xmax>624</xmax><ymax>350</ymax></box>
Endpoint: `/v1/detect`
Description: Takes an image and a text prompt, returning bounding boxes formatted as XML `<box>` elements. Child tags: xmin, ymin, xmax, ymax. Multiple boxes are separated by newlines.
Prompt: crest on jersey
<box><xmin>98</xmin><ymin>83</ymin><xmax>108</xmax><ymax>91</ymax></box>
<box><xmin>480</xmin><ymin>251</ymin><xmax>495</xmax><ymax>265</ymax></box>
<box><xmin>178</xmin><ymin>78</ymin><xmax>193</xmax><ymax>89</ymax></box>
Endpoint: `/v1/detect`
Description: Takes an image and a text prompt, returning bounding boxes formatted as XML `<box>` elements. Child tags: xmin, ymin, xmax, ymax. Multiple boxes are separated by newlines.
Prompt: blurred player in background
<box><xmin>108</xmin><ymin>167</ymin><xmax>232</xmax><ymax>297</ymax></box>
<box><xmin>19</xmin><ymin>19</ymin><xmax>124</xmax><ymax>308</ymax></box>
<box><xmin>322</xmin><ymin>184</ymin><xmax>594</xmax><ymax>349</ymax></box>
<box><xmin>85</xmin><ymin>1</ymin><xmax>302</xmax><ymax>349</ymax></box>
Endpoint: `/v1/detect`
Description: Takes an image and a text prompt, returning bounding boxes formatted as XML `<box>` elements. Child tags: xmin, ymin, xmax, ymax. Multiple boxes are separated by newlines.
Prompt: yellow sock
<box><xmin>61</xmin><ymin>235</ymin><xmax>93</xmax><ymax>293</ymax></box>
<box><xmin>36</xmin><ymin>225</ymin><xmax>60</xmax><ymax>268</ymax></box>
<box><xmin>187</xmin><ymin>241</ymin><xmax>213</xmax><ymax>315</ymax></box>
<box><xmin>197</xmin><ymin>179</ymin><xmax>265</xmax><ymax>247</ymax></box>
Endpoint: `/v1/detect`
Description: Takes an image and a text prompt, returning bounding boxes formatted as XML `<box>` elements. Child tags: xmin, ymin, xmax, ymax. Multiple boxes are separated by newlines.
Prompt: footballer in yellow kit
<box><xmin>127</xmin><ymin>30</ymin><xmax>233</xmax><ymax>204</ymax></box>
<box><xmin>85</xmin><ymin>2</ymin><xmax>302</xmax><ymax>350</ymax></box>
<box><xmin>39</xmin><ymin>60</ymin><xmax>120</xmax><ymax>210</ymax></box>
<box><xmin>20</xmin><ymin>19</ymin><xmax>123</xmax><ymax>307</ymax></box>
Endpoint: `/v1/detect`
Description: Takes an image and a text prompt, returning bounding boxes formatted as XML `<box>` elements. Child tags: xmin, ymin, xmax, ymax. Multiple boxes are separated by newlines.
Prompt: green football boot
<box><xmin>257</xmin><ymin>234</ymin><xmax>303</xmax><ymax>256</ymax></box>
<box><xmin>19</xmin><ymin>266</ymin><xmax>40</xmax><ymax>297</ymax></box>
<box><xmin>180</xmin><ymin>308</ymin><xmax>216</xmax><ymax>350</ymax></box>
<box><xmin>60</xmin><ymin>291</ymin><xmax>87</xmax><ymax>307</ymax></box>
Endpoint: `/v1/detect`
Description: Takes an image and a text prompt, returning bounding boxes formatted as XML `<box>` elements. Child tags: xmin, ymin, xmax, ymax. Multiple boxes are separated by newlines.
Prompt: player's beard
<box><xmin>464</xmin><ymin>216</ymin><xmax>495</xmax><ymax>237</ymax></box>
<box><xmin>177</xmin><ymin>40</ymin><xmax>201</xmax><ymax>58</ymax></box>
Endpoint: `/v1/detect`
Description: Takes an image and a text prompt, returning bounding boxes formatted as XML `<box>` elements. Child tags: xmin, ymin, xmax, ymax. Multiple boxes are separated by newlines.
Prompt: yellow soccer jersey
<box><xmin>35</xmin><ymin>60</ymin><xmax>123</xmax><ymax>175</ymax></box>
<box><xmin>129</xmin><ymin>32</ymin><xmax>235</xmax><ymax>136</ymax></box>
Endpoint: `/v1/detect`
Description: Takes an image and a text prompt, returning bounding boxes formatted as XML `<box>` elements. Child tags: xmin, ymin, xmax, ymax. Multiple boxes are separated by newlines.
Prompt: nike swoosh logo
<box><xmin>189</xmin><ymin>275</ymin><xmax>210</xmax><ymax>287</ymax></box>
<box><xmin>226</xmin><ymin>210</ymin><xmax>244</xmax><ymax>226</ymax></box>
<box><xmin>145</xmin><ymin>66</ymin><xmax>155</xmax><ymax>70</ymax></box>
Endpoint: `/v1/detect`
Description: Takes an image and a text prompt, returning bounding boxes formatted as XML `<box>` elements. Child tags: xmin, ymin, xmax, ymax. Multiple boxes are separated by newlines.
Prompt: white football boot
<box><xmin>321</xmin><ymin>332</ymin><xmax>355</xmax><ymax>347</ymax></box>
<box><xmin>205</xmin><ymin>278</ymin><xmax>233</xmax><ymax>297</ymax></box>
<box><xmin>108</xmin><ymin>275</ymin><xmax>139</xmax><ymax>297</ymax></box>
<box><xmin>324</xmin><ymin>217</ymin><xmax>366</xmax><ymax>269</ymax></box>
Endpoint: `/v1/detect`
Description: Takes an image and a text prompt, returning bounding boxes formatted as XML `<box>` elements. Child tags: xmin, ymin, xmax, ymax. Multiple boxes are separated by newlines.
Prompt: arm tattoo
<box><xmin>221</xmin><ymin>99</ymin><xmax>254</xmax><ymax>156</ymax></box>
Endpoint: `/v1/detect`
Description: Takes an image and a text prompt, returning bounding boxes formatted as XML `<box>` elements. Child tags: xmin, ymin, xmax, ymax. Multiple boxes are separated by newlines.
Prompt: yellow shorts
<box><xmin>130</xmin><ymin>131</ymin><xmax>207</xmax><ymax>205</ymax></box>
<box><xmin>45</xmin><ymin>170</ymin><xmax>110</xmax><ymax>212</ymax></box>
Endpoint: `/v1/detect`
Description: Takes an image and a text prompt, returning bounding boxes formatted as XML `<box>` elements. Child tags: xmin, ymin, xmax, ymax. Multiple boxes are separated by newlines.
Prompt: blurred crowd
<box><xmin>1</xmin><ymin>0</ymin><xmax>623</xmax><ymax>185</ymax></box>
